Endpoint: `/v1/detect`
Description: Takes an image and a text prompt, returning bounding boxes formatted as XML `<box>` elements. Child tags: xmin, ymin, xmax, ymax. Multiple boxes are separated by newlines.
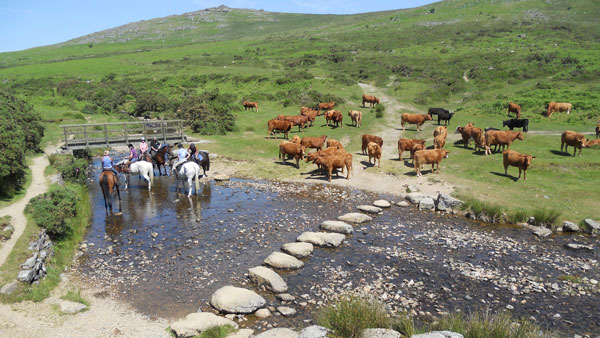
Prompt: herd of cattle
<box><xmin>250</xmin><ymin>97</ymin><xmax>599</xmax><ymax>182</ymax></box>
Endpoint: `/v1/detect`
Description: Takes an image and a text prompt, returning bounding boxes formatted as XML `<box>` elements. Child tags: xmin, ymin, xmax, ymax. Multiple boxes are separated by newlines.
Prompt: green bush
<box><xmin>26</xmin><ymin>186</ymin><xmax>79</xmax><ymax>240</ymax></box>
<box><xmin>375</xmin><ymin>103</ymin><xmax>385</xmax><ymax>118</ymax></box>
<box><xmin>53</xmin><ymin>155</ymin><xmax>88</xmax><ymax>184</ymax></box>
<box><xmin>176</xmin><ymin>89</ymin><xmax>237</xmax><ymax>135</ymax></box>
<box><xmin>317</xmin><ymin>296</ymin><xmax>391</xmax><ymax>338</ymax></box>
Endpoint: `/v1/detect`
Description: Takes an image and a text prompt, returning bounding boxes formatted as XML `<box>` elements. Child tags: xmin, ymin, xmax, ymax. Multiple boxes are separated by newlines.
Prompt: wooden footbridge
<box><xmin>61</xmin><ymin>120</ymin><xmax>186</xmax><ymax>150</ymax></box>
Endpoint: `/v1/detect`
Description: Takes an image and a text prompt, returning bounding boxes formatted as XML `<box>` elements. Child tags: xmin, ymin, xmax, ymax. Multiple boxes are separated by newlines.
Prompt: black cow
<box><xmin>427</xmin><ymin>108</ymin><xmax>454</xmax><ymax>125</ymax></box>
<box><xmin>503</xmin><ymin>118</ymin><xmax>529</xmax><ymax>133</ymax></box>
<box><xmin>485</xmin><ymin>127</ymin><xmax>500</xmax><ymax>133</ymax></box>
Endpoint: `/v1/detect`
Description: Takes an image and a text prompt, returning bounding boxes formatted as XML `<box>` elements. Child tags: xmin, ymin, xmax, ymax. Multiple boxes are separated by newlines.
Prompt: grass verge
<box><xmin>60</xmin><ymin>289</ymin><xmax>90</xmax><ymax>306</ymax></box>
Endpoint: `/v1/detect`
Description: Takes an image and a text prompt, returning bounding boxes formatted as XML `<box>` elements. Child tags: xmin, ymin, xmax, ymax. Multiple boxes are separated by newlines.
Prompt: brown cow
<box><xmin>301</xmin><ymin>108</ymin><xmax>320</xmax><ymax>127</ymax></box>
<box><xmin>454</xmin><ymin>123</ymin><xmax>475</xmax><ymax>148</ymax></box>
<box><xmin>413</xmin><ymin>149</ymin><xmax>450</xmax><ymax>177</ymax></box>
<box><xmin>546</xmin><ymin>101</ymin><xmax>572</xmax><ymax>117</ymax></box>
<box><xmin>314</xmin><ymin>153</ymin><xmax>352</xmax><ymax>182</ymax></box>
<box><xmin>561</xmin><ymin>130</ymin><xmax>587</xmax><ymax>157</ymax></box>
<box><xmin>332</xmin><ymin>110</ymin><xmax>343</xmax><ymax>128</ymax></box>
<box><xmin>243</xmin><ymin>101</ymin><xmax>258</xmax><ymax>112</ymax></box>
<box><xmin>587</xmin><ymin>139</ymin><xmax>600</xmax><ymax>147</ymax></box>
<box><xmin>290</xmin><ymin>135</ymin><xmax>301</xmax><ymax>144</ymax></box>
<box><xmin>326</xmin><ymin>139</ymin><xmax>344</xmax><ymax>150</ymax></box>
<box><xmin>305</xmin><ymin>147</ymin><xmax>345</xmax><ymax>169</ymax></box>
<box><xmin>410</xmin><ymin>143</ymin><xmax>426</xmax><ymax>163</ymax></box>
<box><xmin>362</xmin><ymin>134</ymin><xmax>383</xmax><ymax>155</ymax></box>
<box><xmin>503</xmin><ymin>150</ymin><xmax>535</xmax><ymax>181</ymax></box>
<box><xmin>276</xmin><ymin>114</ymin><xmax>309</xmax><ymax>131</ymax></box>
<box><xmin>301</xmin><ymin>135</ymin><xmax>327</xmax><ymax>151</ymax></box>
<box><xmin>433</xmin><ymin>126</ymin><xmax>447</xmax><ymax>139</ymax></box>
<box><xmin>367</xmin><ymin>142</ymin><xmax>382</xmax><ymax>167</ymax></box>
<box><xmin>348</xmin><ymin>110</ymin><xmax>362</xmax><ymax>127</ymax></box>
<box><xmin>279</xmin><ymin>142</ymin><xmax>306</xmax><ymax>169</ymax></box>
<box><xmin>267</xmin><ymin>119</ymin><xmax>292</xmax><ymax>139</ymax></box>
<box><xmin>362</xmin><ymin>94</ymin><xmax>380</xmax><ymax>108</ymax></box>
<box><xmin>507</xmin><ymin>102</ymin><xmax>521</xmax><ymax>119</ymax></box>
<box><xmin>318</xmin><ymin>102</ymin><xmax>336</xmax><ymax>111</ymax></box>
<box><xmin>401</xmin><ymin>113</ymin><xmax>432</xmax><ymax>131</ymax></box>
<box><xmin>434</xmin><ymin>134</ymin><xmax>446</xmax><ymax>150</ymax></box>
<box><xmin>484</xmin><ymin>130</ymin><xmax>524</xmax><ymax>155</ymax></box>
<box><xmin>324</xmin><ymin>110</ymin><xmax>337</xmax><ymax>126</ymax></box>
<box><xmin>470</xmin><ymin>127</ymin><xmax>486</xmax><ymax>152</ymax></box>
<box><xmin>398</xmin><ymin>138</ymin><xmax>425</xmax><ymax>160</ymax></box>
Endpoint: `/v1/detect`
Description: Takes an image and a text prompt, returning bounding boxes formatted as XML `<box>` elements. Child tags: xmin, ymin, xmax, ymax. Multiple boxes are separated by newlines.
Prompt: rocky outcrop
<box><xmin>210</xmin><ymin>286</ymin><xmax>266</xmax><ymax>314</ymax></box>
<box><xmin>281</xmin><ymin>242</ymin><xmax>313</xmax><ymax>258</ymax></box>
<box><xmin>297</xmin><ymin>232</ymin><xmax>345</xmax><ymax>247</ymax></box>
<box><xmin>18</xmin><ymin>230</ymin><xmax>53</xmax><ymax>284</ymax></box>
<box><xmin>170</xmin><ymin>312</ymin><xmax>238</xmax><ymax>338</ymax></box>
<box><xmin>248</xmin><ymin>266</ymin><xmax>287</xmax><ymax>293</ymax></box>
<box><xmin>264</xmin><ymin>252</ymin><xmax>304</xmax><ymax>269</ymax></box>
<box><xmin>320</xmin><ymin>220</ymin><xmax>353</xmax><ymax>234</ymax></box>
<box><xmin>337</xmin><ymin>213</ymin><xmax>372</xmax><ymax>223</ymax></box>
<box><xmin>0</xmin><ymin>281</ymin><xmax>17</xmax><ymax>295</ymax></box>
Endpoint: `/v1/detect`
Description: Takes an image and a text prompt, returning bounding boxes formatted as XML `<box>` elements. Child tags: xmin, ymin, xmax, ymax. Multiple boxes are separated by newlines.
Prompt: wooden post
<box><xmin>84</xmin><ymin>125</ymin><xmax>89</xmax><ymax>148</ymax></box>
<box><xmin>63</xmin><ymin>127</ymin><xmax>68</xmax><ymax>149</ymax></box>
<box><xmin>104</xmin><ymin>124</ymin><xmax>109</xmax><ymax>147</ymax></box>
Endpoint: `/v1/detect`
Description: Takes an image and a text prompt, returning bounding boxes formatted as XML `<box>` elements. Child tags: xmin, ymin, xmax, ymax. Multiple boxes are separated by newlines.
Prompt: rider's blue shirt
<box><xmin>102</xmin><ymin>156</ymin><xmax>112</xmax><ymax>168</ymax></box>
<box><xmin>177</xmin><ymin>148</ymin><xmax>188</xmax><ymax>161</ymax></box>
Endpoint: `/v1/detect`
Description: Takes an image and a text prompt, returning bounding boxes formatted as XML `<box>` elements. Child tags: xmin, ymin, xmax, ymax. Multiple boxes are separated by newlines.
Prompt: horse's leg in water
<box><xmin>188</xmin><ymin>176</ymin><xmax>193</xmax><ymax>197</ymax></box>
<box><xmin>100</xmin><ymin>179</ymin><xmax>109</xmax><ymax>214</ymax></box>
<box><xmin>115</xmin><ymin>180</ymin><xmax>122</xmax><ymax>212</ymax></box>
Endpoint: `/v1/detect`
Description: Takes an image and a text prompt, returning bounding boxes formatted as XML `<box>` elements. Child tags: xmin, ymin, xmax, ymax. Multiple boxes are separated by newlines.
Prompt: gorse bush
<box><xmin>176</xmin><ymin>89</ymin><xmax>237</xmax><ymax>135</ymax></box>
<box><xmin>26</xmin><ymin>186</ymin><xmax>79</xmax><ymax>240</ymax></box>
<box><xmin>375</xmin><ymin>103</ymin><xmax>385</xmax><ymax>118</ymax></box>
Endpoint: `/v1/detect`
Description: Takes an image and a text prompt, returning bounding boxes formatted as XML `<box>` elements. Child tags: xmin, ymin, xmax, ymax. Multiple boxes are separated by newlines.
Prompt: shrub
<box><xmin>26</xmin><ymin>186</ymin><xmax>79</xmax><ymax>240</ymax></box>
<box><xmin>375</xmin><ymin>103</ymin><xmax>385</xmax><ymax>118</ymax></box>
<box><xmin>52</xmin><ymin>155</ymin><xmax>88</xmax><ymax>184</ymax></box>
<box><xmin>176</xmin><ymin>89</ymin><xmax>237</xmax><ymax>135</ymax></box>
<box><xmin>134</xmin><ymin>91</ymin><xmax>169</xmax><ymax>117</ymax></box>
<box><xmin>317</xmin><ymin>296</ymin><xmax>391</xmax><ymax>338</ymax></box>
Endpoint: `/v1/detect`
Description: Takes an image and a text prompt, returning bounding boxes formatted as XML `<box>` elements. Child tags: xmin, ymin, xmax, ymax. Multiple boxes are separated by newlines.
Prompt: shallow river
<box><xmin>77</xmin><ymin>161</ymin><xmax>600</xmax><ymax>335</ymax></box>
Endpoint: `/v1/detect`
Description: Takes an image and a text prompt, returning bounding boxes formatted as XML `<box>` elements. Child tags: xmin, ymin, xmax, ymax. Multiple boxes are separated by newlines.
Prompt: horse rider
<box><xmin>102</xmin><ymin>150</ymin><xmax>119</xmax><ymax>184</ymax></box>
<box><xmin>139</xmin><ymin>137</ymin><xmax>148</xmax><ymax>161</ymax></box>
<box><xmin>188</xmin><ymin>143</ymin><xmax>203</xmax><ymax>164</ymax></box>
<box><xmin>150</xmin><ymin>136</ymin><xmax>161</xmax><ymax>160</ymax></box>
<box><xmin>172</xmin><ymin>143</ymin><xmax>190</xmax><ymax>173</ymax></box>
<box><xmin>127</xmin><ymin>144</ymin><xmax>138</xmax><ymax>166</ymax></box>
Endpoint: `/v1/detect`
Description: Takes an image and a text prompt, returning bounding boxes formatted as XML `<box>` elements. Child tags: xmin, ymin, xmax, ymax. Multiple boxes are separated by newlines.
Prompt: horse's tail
<box><xmin>149</xmin><ymin>163</ymin><xmax>154</xmax><ymax>186</ymax></box>
<box><xmin>195</xmin><ymin>165</ymin><xmax>200</xmax><ymax>193</ymax></box>
<box><xmin>203</xmin><ymin>152</ymin><xmax>210</xmax><ymax>172</ymax></box>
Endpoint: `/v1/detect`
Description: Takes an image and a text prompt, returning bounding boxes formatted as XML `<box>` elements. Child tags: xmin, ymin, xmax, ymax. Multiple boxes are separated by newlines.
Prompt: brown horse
<box><xmin>99</xmin><ymin>170</ymin><xmax>122</xmax><ymax>214</ymax></box>
<box><xmin>153</xmin><ymin>145</ymin><xmax>172</xmax><ymax>176</ymax></box>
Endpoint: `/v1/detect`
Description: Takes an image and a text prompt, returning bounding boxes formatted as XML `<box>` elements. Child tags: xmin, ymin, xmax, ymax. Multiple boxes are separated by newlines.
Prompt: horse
<box><xmin>153</xmin><ymin>145</ymin><xmax>172</xmax><ymax>176</ymax></box>
<box><xmin>175</xmin><ymin>161</ymin><xmax>202</xmax><ymax>197</ymax></box>
<box><xmin>192</xmin><ymin>151</ymin><xmax>210</xmax><ymax>177</ymax></box>
<box><xmin>99</xmin><ymin>170</ymin><xmax>122</xmax><ymax>215</ymax></box>
<box><xmin>115</xmin><ymin>161</ymin><xmax>154</xmax><ymax>191</ymax></box>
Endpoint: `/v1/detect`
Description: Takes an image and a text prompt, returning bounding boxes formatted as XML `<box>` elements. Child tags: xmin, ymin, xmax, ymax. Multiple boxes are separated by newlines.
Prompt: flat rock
<box><xmin>281</xmin><ymin>242</ymin><xmax>313</xmax><ymax>258</ymax></box>
<box><xmin>361</xmin><ymin>328</ymin><xmax>402</xmax><ymax>338</ymax></box>
<box><xmin>320</xmin><ymin>220</ymin><xmax>353</xmax><ymax>234</ymax></box>
<box><xmin>584</xmin><ymin>219</ymin><xmax>600</xmax><ymax>233</ymax></box>
<box><xmin>437</xmin><ymin>193</ymin><xmax>463</xmax><ymax>208</ymax></box>
<box><xmin>412</xmin><ymin>331</ymin><xmax>464</xmax><ymax>338</ymax></box>
<box><xmin>214</xmin><ymin>174</ymin><xmax>230</xmax><ymax>181</ymax></box>
<box><xmin>562</xmin><ymin>221</ymin><xmax>579</xmax><ymax>232</ymax></box>
<box><xmin>419</xmin><ymin>197</ymin><xmax>435</xmax><ymax>210</ymax></box>
<box><xmin>264</xmin><ymin>252</ymin><xmax>304</xmax><ymax>270</ymax></box>
<box><xmin>396</xmin><ymin>201</ymin><xmax>410</xmax><ymax>207</ymax></box>
<box><xmin>357</xmin><ymin>205</ymin><xmax>383</xmax><ymax>213</ymax></box>
<box><xmin>277</xmin><ymin>293</ymin><xmax>295</xmax><ymax>302</ymax></box>
<box><xmin>565</xmin><ymin>243</ymin><xmax>594</xmax><ymax>251</ymax></box>
<box><xmin>248</xmin><ymin>266</ymin><xmax>288</xmax><ymax>293</ymax></box>
<box><xmin>337</xmin><ymin>212</ymin><xmax>372</xmax><ymax>223</ymax></box>
<box><xmin>227</xmin><ymin>329</ymin><xmax>254</xmax><ymax>338</ymax></box>
<box><xmin>299</xmin><ymin>325</ymin><xmax>330</xmax><ymax>338</ymax></box>
<box><xmin>255</xmin><ymin>308</ymin><xmax>272</xmax><ymax>318</ymax></box>
<box><xmin>0</xmin><ymin>281</ymin><xmax>18</xmax><ymax>295</ymax></box>
<box><xmin>171</xmin><ymin>312</ymin><xmax>238</xmax><ymax>338</ymax></box>
<box><xmin>57</xmin><ymin>300</ymin><xmax>87</xmax><ymax>314</ymax></box>
<box><xmin>373</xmin><ymin>200</ymin><xmax>391</xmax><ymax>208</ymax></box>
<box><xmin>255</xmin><ymin>328</ymin><xmax>299</xmax><ymax>338</ymax></box>
<box><xmin>210</xmin><ymin>286</ymin><xmax>266</xmax><ymax>314</ymax></box>
<box><xmin>277</xmin><ymin>306</ymin><xmax>296</xmax><ymax>317</ymax></box>
<box><xmin>297</xmin><ymin>232</ymin><xmax>346</xmax><ymax>247</ymax></box>
<box><xmin>406</xmin><ymin>192</ymin><xmax>426</xmax><ymax>204</ymax></box>
<box><xmin>532</xmin><ymin>227</ymin><xmax>552</xmax><ymax>238</ymax></box>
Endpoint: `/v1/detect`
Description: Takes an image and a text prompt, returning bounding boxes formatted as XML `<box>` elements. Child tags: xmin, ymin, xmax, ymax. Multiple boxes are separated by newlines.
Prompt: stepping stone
<box><xmin>297</xmin><ymin>232</ymin><xmax>345</xmax><ymax>247</ymax></box>
<box><xmin>56</xmin><ymin>300</ymin><xmax>87</xmax><ymax>314</ymax></box>
<box><xmin>281</xmin><ymin>242</ymin><xmax>313</xmax><ymax>258</ymax></box>
<box><xmin>277</xmin><ymin>306</ymin><xmax>296</xmax><ymax>317</ymax></box>
<box><xmin>210</xmin><ymin>286</ymin><xmax>266</xmax><ymax>314</ymax></box>
<box><xmin>248</xmin><ymin>266</ymin><xmax>288</xmax><ymax>293</ymax></box>
<box><xmin>255</xmin><ymin>308</ymin><xmax>272</xmax><ymax>318</ymax></box>
<box><xmin>396</xmin><ymin>201</ymin><xmax>410</xmax><ymax>207</ymax></box>
<box><xmin>255</xmin><ymin>328</ymin><xmax>299</xmax><ymax>338</ymax></box>
<box><xmin>361</xmin><ymin>328</ymin><xmax>402</xmax><ymax>338</ymax></box>
<box><xmin>277</xmin><ymin>293</ymin><xmax>295</xmax><ymax>302</ymax></box>
<box><xmin>584</xmin><ymin>219</ymin><xmax>600</xmax><ymax>233</ymax></box>
<box><xmin>373</xmin><ymin>200</ymin><xmax>391</xmax><ymax>208</ymax></box>
<box><xmin>337</xmin><ymin>213</ymin><xmax>372</xmax><ymax>223</ymax></box>
<box><xmin>357</xmin><ymin>205</ymin><xmax>383</xmax><ymax>213</ymax></box>
<box><xmin>436</xmin><ymin>193</ymin><xmax>463</xmax><ymax>208</ymax></box>
<box><xmin>320</xmin><ymin>220</ymin><xmax>353</xmax><ymax>234</ymax></box>
<box><xmin>171</xmin><ymin>312</ymin><xmax>238</xmax><ymax>338</ymax></box>
<box><xmin>264</xmin><ymin>252</ymin><xmax>304</xmax><ymax>269</ymax></box>
<box><xmin>565</xmin><ymin>243</ymin><xmax>593</xmax><ymax>251</ymax></box>
<box><xmin>299</xmin><ymin>325</ymin><xmax>331</xmax><ymax>338</ymax></box>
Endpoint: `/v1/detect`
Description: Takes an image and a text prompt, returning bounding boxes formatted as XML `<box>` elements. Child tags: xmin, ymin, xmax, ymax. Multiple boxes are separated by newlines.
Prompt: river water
<box><xmin>77</xmin><ymin>161</ymin><xmax>600</xmax><ymax>335</ymax></box>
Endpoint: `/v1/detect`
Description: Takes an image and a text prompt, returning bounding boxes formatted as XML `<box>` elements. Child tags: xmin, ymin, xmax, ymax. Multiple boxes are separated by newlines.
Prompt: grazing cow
<box><xmin>332</xmin><ymin>110</ymin><xmax>343</xmax><ymax>128</ymax></box>
<box><xmin>301</xmin><ymin>135</ymin><xmax>328</xmax><ymax>151</ymax></box>
<box><xmin>301</xmin><ymin>108</ymin><xmax>320</xmax><ymax>127</ymax></box>
<box><xmin>485</xmin><ymin>130</ymin><xmax>524</xmax><ymax>155</ymax></box>
<box><xmin>470</xmin><ymin>127</ymin><xmax>486</xmax><ymax>152</ymax></box>
<box><xmin>279</xmin><ymin>142</ymin><xmax>306</xmax><ymax>169</ymax></box>
<box><xmin>433</xmin><ymin>126</ymin><xmax>447</xmax><ymax>139</ymax></box>
<box><xmin>367</xmin><ymin>142</ymin><xmax>382</xmax><ymax>167</ymax></box>
<box><xmin>314</xmin><ymin>153</ymin><xmax>352</xmax><ymax>182</ymax></box>
<box><xmin>362</xmin><ymin>134</ymin><xmax>383</xmax><ymax>155</ymax></box>
<box><xmin>362</xmin><ymin>94</ymin><xmax>380</xmax><ymax>108</ymax></box>
<box><xmin>318</xmin><ymin>101</ymin><xmax>336</xmax><ymax>111</ymax></box>
<box><xmin>561</xmin><ymin>130</ymin><xmax>587</xmax><ymax>157</ymax></box>
<box><xmin>398</xmin><ymin>138</ymin><xmax>425</xmax><ymax>160</ymax></box>
<box><xmin>413</xmin><ymin>149</ymin><xmax>450</xmax><ymax>177</ymax></box>
<box><xmin>267</xmin><ymin>119</ymin><xmax>292</xmax><ymax>139</ymax></box>
<box><xmin>243</xmin><ymin>101</ymin><xmax>258</xmax><ymax>112</ymax></box>
<box><xmin>276</xmin><ymin>114</ymin><xmax>309</xmax><ymax>131</ymax></box>
<box><xmin>434</xmin><ymin>134</ymin><xmax>446</xmax><ymax>150</ymax></box>
<box><xmin>410</xmin><ymin>143</ymin><xmax>426</xmax><ymax>163</ymax></box>
<box><xmin>326</xmin><ymin>139</ymin><xmax>344</xmax><ymax>150</ymax></box>
<box><xmin>455</xmin><ymin>123</ymin><xmax>475</xmax><ymax>148</ymax></box>
<box><xmin>401</xmin><ymin>113</ymin><xmax>432</xmax><ymax>131</ymax></box>
<box><xmin>546</xmin><ymin>101</ymin><xmax>572</xmax><ymax>117</ymax></box>
<box><xmin>503</xmin><ymin>118</ymin><xmax>529</xmax><ymax>133</ymax></box>
<box><xmin>587</xmin><ymin>139</ymin><xmax>600</xmax><ymax>147</ymax></box>
<box><xmin>290</xmin><ymin>135</ymin><xmax>301</xmax><ymax>144</ymax></box>
<box><xmin>301</xmin><ymin>106</ymin><xmax>321</xmax><ymax>116</ymax></box>
<box><xmin>305</xmin><ymin>147</ymin><xmax>345</xmax><ymax>168</ymax></box>
<box><xmin>507</xmin><ymin>102</ymin><xmax>521</xmax><ymax>119</ymax></box>
<box><xmin>596</xmin><ymin>123</ymin><xmax>600</xmax><ymax>138</ymax></box>
<box><xmin>348</xmin><ymin>110</ymin><xmax>362</xmax><ymax>127</ymax></box>
<box><xmin>503</xmin><ymin>150</ymin><xmax>535</xmax><ymax>181</ymax></box>
<box><xmin>427</xmin><ymin>108</ymin><xmax>454</xmax><ymax>126</ymax></box>
<box><xmin>324</xmin><ymin>110</ymin><xmax>338</xmax><ymax>126</ymax></box>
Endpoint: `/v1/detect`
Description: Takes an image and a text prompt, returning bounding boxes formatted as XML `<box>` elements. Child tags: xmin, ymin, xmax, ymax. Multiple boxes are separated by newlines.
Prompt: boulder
<box><xmin>227</xmin><ymin>329</ymin><xmax>254</xmax><ymax>338</ymax></box>
<box><xmin>281</xmin><ymin>242</ymin><xmax>313</xmax><ymax>258</ymax></box>
<box><xmin>210</xmin><ymin>286</ymin><xmax>266</xmax><ymax>314</ymax></box>
<box><xmin>396</xmin><ymin>201</ymin><xmax>410</xmax><ymax>207</ymax></box>
<box><xmin>357</xmin><ymin>205</ymin><xmax>383</xmax><ymax>214</ymax></box>
<box><xmin>255</xmin><ymin>308</ymin><xmax>272</xmax><ymax>318</ymax></box>
<box><xmin>277</xmin><ymin>306</ymin><xmax>296</xmax><ymax>317</ymax></box>
<box><xmin>532</xmin><ymin>227</ymin><xmax>552</xmax><ymax>238</ymax></box>
<box><xmin>419</xmin><ymin>198</ymin><xmax>435</xmax><ymax>211</ymax></box>
<box><xmin>17</xmin><ymin>270</ymin><xmax>34</xmax><ymax>283</ymax></box>
<box><xmin>561</xmin><ymin>221</ymin><xmax>579</xmax><ymax>232</ymax></box>
<box><xmin>299</xmin><ymin>325</ymin><xmax>330</xmax><ymax>338</ymax></box>
<box><xmin>56</xmin><ymin>300</ymin><xmax>88</xmax><ymax>314</ymax></box>
<box><xmin>412</xmin><ymin>331</ymin><xmax>464</xmax><ymax>338</ymax></box>
<box><xmin>264</xmin><ymin>252</ymin><xmax>304</xmax><ymax>270</ymax></box>
<box><xmin>584</xmin><ymin>219</ymin><xmax>600</xmax><ymax>233</ymax></box>
<box><xmin>170</xmin><ymin>312</ymin><xmax>238</xmax><ymax>338</ymax></box>
<box><xmin>248</xmin><ymin>266</ymin><xmax>288</xmax><ymax>293</ymax></box>
<box><xmin>254</xmin><ymin>328</ymin><xmax>299</xmax><ymax>338</ymax></box>
<box><xmin>320</xmin><ymin>220</ymin><xmax>353</xmax><ymax>234</ymax></box>
<box><xmin>564</xmin><ymin>243</ymin><xmax>594</xmax><ymax>251</ymax></box>
<box><xmin>436</xmin><ymin>193</ymin><xmax>463</xmax><ymax>208</ymax></box>
<box><xmin>297</xmin><ymin>232</ymin><xmax>346</xmax><ymax>247</ymax></box>
<box><xmin>0</xmin><ymin>281</ymin><xmax>18</xmax><ymax>295</ymax></box>
<box><xmin>361</xmin><ymin>328</ymin><xmax>402</xmax><ymax>338</ymax></box>
<box><xmin>406</xmin><ymin>192</ymin><xmax>426</xmax><ymax>204</ymax></box>
<box><xmin>337</xmin><ymin>213</ymin><xmax>372</xmax><ymax>223</ymax></box>
<box><xmin>373</xmin><ymin>200</ymin><xmax>391</xmax><ymax>208</ymax></box>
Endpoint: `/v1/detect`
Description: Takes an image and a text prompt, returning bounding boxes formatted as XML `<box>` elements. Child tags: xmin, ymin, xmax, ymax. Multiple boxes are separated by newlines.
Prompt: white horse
<box><xmin>176</xmin><ymin>161</ymin><xmax>201</xmax><ymax>197</ymax></box>
<box><xmin>117</xmin><ymin>160</ymin><xmax>154</xmax><ymax>191</ymax></box>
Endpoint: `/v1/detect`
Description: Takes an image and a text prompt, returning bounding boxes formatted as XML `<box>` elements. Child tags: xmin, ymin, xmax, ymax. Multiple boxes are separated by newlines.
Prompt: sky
<box><xmin>0</xmin><ymin>0</ymin><xmax>437</xmax><ymax>53</ymax></box>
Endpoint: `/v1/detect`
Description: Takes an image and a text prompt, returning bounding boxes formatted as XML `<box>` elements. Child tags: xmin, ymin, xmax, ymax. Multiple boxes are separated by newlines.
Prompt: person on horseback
<box><xmin>150</xmin><ymin>136</ymin><xmax>160</xmax><ymax>160</ymax></box>
<box><xmin>102</xmin><ymin>150</ymin><xmax>119</xmax><ymax>184</ymax></box>
<box><xmin>172</xmin><ymin>143</ymin><xmax>190</xmax><ymax>173</ymax></box>
<box><xmin>127</xmin><ymin>144</ymin><xmax>138</xmax><ymax>165</ymax></box>
<box><xmin>139</xmin><ymin>137</ymin><xmax>148</xmax><ymax>161</ymax></box>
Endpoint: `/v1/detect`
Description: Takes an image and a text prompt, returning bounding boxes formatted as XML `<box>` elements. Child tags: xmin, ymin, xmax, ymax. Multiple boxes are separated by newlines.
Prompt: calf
<box><xmin>398</xmin><ymin>138</ymin><xmax>425</xmax><ymax>160</ymax></box>
<box><xmin>267</xmin><ymin>119</ymin><xmax>292</xmax><ymax>139</ymax></box>
<box><xmin>410</xmin><ymin>143</ymin><xmax>426</xmax><ymax>163</ymax></box>
<box><xmin>427</xmin><ymin>108</ymin><xmax>454</xmax><ymax>126</ymax></box>
<box><xmin>279</xmin><ymin>142</ymin><xmax>306</xmax><ymax>169</ymax></box>
<box><xmin>301</xmin><ymin>135</ymin><xmax>327</xmax><ymax>151</ymax></box>
<box><xmin>318</xmin><ymin>101</ymin><xmax>336</xmax><ymax>111</ymax></box>
<box><xmin>455</xmin><ymin>123</ymin><xmax>475</xmax><ymax>148</ymax></box>
<box><xmin>507</xmin><ymin>102</ymin><xmax>521</xmax><ymax>119</ymax></box>
<box><xmin>362</xmin><ymin>94</ymin><xmax>380</xmax><ymax>108</ymax></box>
<box><xmin>503</xmin><ymin>150</ymin><xmax>535</xmax><ymax>181</ymax></box>
<box><xmin>546</xmin><ymin>101</ymin><xmax>572</xmax><ymax>117</ymax></box>
<box><xmin>362</xmin><ymin>134</ymin><xmax>383</xmax><ymax>155</ymax></box>
<box><xmin>348</xmin><ymin>110</ymin><xmax>362</xmax><ymax>127</ymax></box>
<box><xmin>561</xmin><ymin>130</ymin><xmax>587</xmax><ymax>157</ymax></box>
<box><xmin>434</xmin><ymin>134</ymin><xmax>446</xmax><ymax>150</ymax></box>
<box><xmin>485</xmin><ymin>130</ymin><xmax>524</xmax><ymax>155</ymax></box>
<box><xmin>314</xmin><ymin>153</ymin><xmax>352</xmax><ymax>182</ymax></box>
<box><xmin>401</xmin><ymin>113</ymin><xmax>432</xmax><ymax>131</ymax></box>
<box><xmin>326</xmin><ymin>139</ymin><xmax>344</xmax><ymax>150</ymax></box>
<box><xmin>367</xmin><ymin>142</ymin><xmax>382</xmax><ymax>167</ymax></box>
<box><xmin>276</xmin><ymin>114</ymin><xmax>309</xmax><ymax>131</ymax></box>
<box><xmin>433</xmin><ymin>126</ymin><xmax>447</xmax><ymax>139</ymax></box>
<box><xmin>413</xmin><ymin>149</ymin><xmax>450</xmax><ymax>177</ymax></box>
<box><xmin>243</xmin><ymin>101</ymin><xmax>258</xmax><ymax>112</ymax></box>
<box><xmin>503</xmin><ymin>118</ymin><xmax>529</xmax><ymax>133</ymax></box>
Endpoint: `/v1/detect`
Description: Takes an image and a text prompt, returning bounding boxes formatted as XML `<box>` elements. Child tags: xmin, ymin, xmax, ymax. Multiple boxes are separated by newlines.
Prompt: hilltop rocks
<box><xmin>264</xmin><ymin>252</ymin><xmax>304</xmax><ymax>270</ymax></box>
<box><xmin>210</xmin><ymin>286</ymin><xmax>266</xmax><ymax>314</ymax></box>
<box><xmin>255</xmin><ymin>328</ymin><xmax>299</xmax><ymax>338</ymax></box>
<box><xmin>320</xmin><ymin>220</ymin><xmax>353</xmax><ymax>234</ymax></box>
<box><xmin>18</xmin><ymin>230</ymin><xmax>53</xmax><ymax>284</ymax></box>
<box><xmin>297</xmin><ymin>232</ymin><xmax>345</xmax><ymax>247</ymax></box>
<box><xmin>281</xmin><ymin>242</ymin><xmax>313</xmax><ymax>258</ymax></box>
<box><xmin>248</xmin><ymin>266</ymin><xmax>287</xmax><ymax>293</ymax></box>
<box><xmin>361</xmin><ymin>328</ymin><xmax>402</xmax><ymax>338</ymax></box>
<box><xmin>170</xmin><ymin>312</ymin><xmax>238</xmax><ymax>338</ymax></box>
<box><xmin>373</xmin><ymin>200</ymin><xmax>391</xmax><ymax>208</ymax></box>
<box><xmin>337</xmin><ymin>212</ymin><xmax>372</xmax><ymax>223</ymax></box>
